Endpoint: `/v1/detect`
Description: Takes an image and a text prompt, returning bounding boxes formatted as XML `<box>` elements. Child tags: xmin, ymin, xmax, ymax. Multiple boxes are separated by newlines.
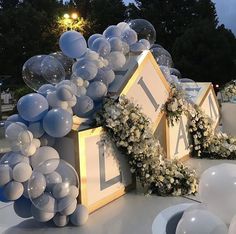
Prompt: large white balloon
<box><xmin>199</xmin><ymin>163</ymin><xmax>236</xmax><ymax>224</ymax></box>
<box><xmin>176</xmin><ymin>209</ymin><xmax>228</xmax><ymax>234</ymax></box>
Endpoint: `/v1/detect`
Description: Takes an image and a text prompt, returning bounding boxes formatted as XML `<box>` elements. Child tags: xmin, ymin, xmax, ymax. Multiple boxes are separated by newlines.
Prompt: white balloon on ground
<box><xmin>107</xmin><ymin>51</ymin><xmax>126</xmax><ymax>71</ymax></box>
<box><xmin>13</xmin><ymin>162</ymin><xmax>32</xmax><ymax>182</ymax></box>
<box><xmin>229</xmin><ymin>215</ymin><xmax>236</xmax><ymax>234</ymax></box>
<box><xmin>176</xmin><ymin>209</ymin><xmax>228</xmax><ymax>234</ymax></box>
<box><xmin>0</xmin><ymin>164</ymin><xmax>12</xmax><ymax>186</ymax></box>
<box><xmin>86</xmin><ymin>81</ymin><xmax>107</xmax><ymax>101</ymax></box>
<box><xmin>70</xmin><ymin>204</ymin><xmax>89</xmax><ymax>226</ymax></box>
<box><xmin>58</xmin><ymin>196</ymin><xmax>77</xmax><ymax>216</ymax></box>
<box><xmin>4</xmin><ymin>181</ymin><xmax>24</xmax><ymax>200</ymax></box>
<box><xmin>199</xmin><ymin>163</ymin><xmax>236</xmax><ymax>224</ymax></box>
<box><xmin>32</xmin><ymin>193</ymin><xmax>57</xmax><ymax>213</ymax></box>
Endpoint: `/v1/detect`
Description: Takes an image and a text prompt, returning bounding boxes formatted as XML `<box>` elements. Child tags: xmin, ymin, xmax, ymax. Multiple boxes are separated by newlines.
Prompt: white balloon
<box><xmin>107</xmin><ymin>51</ymin><xmax>126</xmax><ymax>71</ymax></box>
<box><xmin>47</xmin><ymin>92</ymin><xmax>68</xmax><ymax>109</ymax></box>
<box><xmin>199</xmin><ymin>163</ymin><xmax>236</xmax><ymax>224</ymax></box>
<box><xmin>229</xmin><ymin>215</ymin><xmax>236</xmax><ymax>234</ymax></box>
<box><xmin>176</xmin><ymin>209</ymin><xmax>228</xmax><ymax>234</ymax></box>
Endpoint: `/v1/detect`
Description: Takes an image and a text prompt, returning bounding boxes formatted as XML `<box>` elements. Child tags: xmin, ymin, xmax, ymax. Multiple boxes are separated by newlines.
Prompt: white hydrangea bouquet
<box><xmin>164</xmin><ymin>84</ymin><xmax>188</xmax><ymax>126</ymax></box>
<box><xmin>96</xmin><ymin>96</ymin><xmax>198</xmax><ymax>196</ymax></box>
<box><xmin>221</xmin><ymin>80</ymin><xmax>236</xmax><ymax>102</ymax></box>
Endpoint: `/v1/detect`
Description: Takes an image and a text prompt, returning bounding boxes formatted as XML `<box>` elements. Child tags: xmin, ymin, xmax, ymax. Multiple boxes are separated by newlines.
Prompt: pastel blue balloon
<box><xmin>40</xmin><ymin>134</ymin><xmax>55</xmax><ymax>147</ymax></box>
<box><xmin>14</xmin><ymin>197</ymin><xmax>32</xmax><ymax>218</ymax></box>
<box><xmin>91</xmin><ymin>38</ymin><xmax>111</xmax><ymax>57</ymax></box>
<box><xmin>0</xmin><ymin>187</ymin><xmax>9</xmax><ymax>202</ymax></box>
<box><xmin>121</xmin><ymin>28</ymin><xmax>138</xmax><ymax>45</ymax></box>
<box><xmin>38</xmin><ymin>84</ymin><xmax>56</xmax><ymax>97</ymax></box>
<box><xmin>28</xmin><ymin>121</ymin><xmax>45</xmax><ymax>138</ymax></box>
<box><xmin>59</xmin><ymin>31</ymin><xmax>87</xmax><ymax>58</ymax></box>
<box><xmin>56</xmin><ymin>80</ymin><xmax>77</xmax><ymax>95</ymax></box>
<box><xmin>86</xmin><ymin>81</ymin><xmax>107</xmax><ymax>101</ymax></box>
<box><xmin>103</xmin><ymin>25</ymin><xmax>121</xmax><ymax>39</ymax></box>
<box><xmin>73</xmin><ymin>96</ymin><xmax>94</xmax><ymax>118</ymax></box>
<box><xmin>74</xmin><ymin>61</ymin><xmax>98</xmax><ymax>81</ymax></box>
<box><xmin>94</xmin><ymin>67</ymin><xmax>115</xmax><ymax>85</ymax></box>
<box><xmin>139</xmin><ymin>39</ymin><xmax>151</xmax><ymax>49</ymax></box>
<box><xmin>130</xmin><ymin>42</ymin><xmax>146</xmax><ymax>53</ymax></box>
<box><xmin>109</xmin><ymin>37</ymin><xmax>123</xmax><ymax>51</ymax></box>
<box><xmin>43</xmin><ymin>108</ymin><xmax>72</xmax><ymax>138</ymax></box>
<box><xmin>17</xmin><ymin>93</ymin><xmax>49</xmax><ymax>122</ymax></box>
<box><xmin>56</xmin><ymin>85</ymin><xmax>74</xmax><ymax>101</ymax></box>
<box><xmin>88</xmin><ymin>34</ymin><xmax>104</xmax><ymax>49</ymax></box>
<box><xmin>6</xmin><ymin>114</ymin><xmax>28</xmax><ymax>127</ymax></box>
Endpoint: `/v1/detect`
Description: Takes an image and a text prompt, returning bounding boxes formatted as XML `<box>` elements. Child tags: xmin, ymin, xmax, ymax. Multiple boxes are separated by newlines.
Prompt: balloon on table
<box><xmin>59</xmin><ymin>30</ymin><xmax>87</xmax><ymax>58</ymax></box>
<box><xmin>53</xmin><ymin>213</ymin><xmax>69</xmax><ymax>227</ymax></box>
<box><xmin>4</xmin><ymin>181</ymin><xmax>24</xmax><ymax>201</ymax></box>
<box><xmin>128</xmin><ymin>19</ymin><xmax>156</xmax><ymax>46</ymax></box>
<box><xmin>176</xmin><ymin>209</ymin><xmax>228</xmax><ymax>234</ymax></box>
<box><xmin>41</xmin><ymin>55</ymin><xmax>65</xmax><ymax>84</ymax></box>
<box><xmin>43</xmin><ymin>108</ymin><xmax>72</xmax><ymax>138</ymax></box>
<box><xmin>199</xmin><ymin>163</ymin><xmax>236</xmax><ymax>224</ymax></box>
<box><xmin>22</xmin><ymin>55</ymin><xmax>48</xmax><ymax>91</ymax></box>
<box><xmin>17</xmin><ymin>93</ymin><xmax>49</xmax><ymax>122</ymax></box>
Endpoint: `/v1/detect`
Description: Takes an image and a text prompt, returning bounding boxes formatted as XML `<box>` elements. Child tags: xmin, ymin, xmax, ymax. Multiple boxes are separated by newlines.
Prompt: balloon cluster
<box><xmin>0</xmin><ymin>19</ymin><xmax>157</xmax><ymax>228</ymax></box>
<box><xmin>176</xmin><ymin>163</ymin><xmax>236</xmax><ymax>234</ymax></box>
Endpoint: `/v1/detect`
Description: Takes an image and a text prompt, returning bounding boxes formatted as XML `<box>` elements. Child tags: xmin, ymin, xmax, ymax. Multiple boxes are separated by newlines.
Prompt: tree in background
<box><xmin>127</xmin><ymin>0</ymin><xmax>236</xmax><ymax>83</ymax></box>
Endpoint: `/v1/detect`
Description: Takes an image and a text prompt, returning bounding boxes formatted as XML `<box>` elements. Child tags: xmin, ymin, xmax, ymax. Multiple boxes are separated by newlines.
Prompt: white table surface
<box><xmin>0</xmin><ymin>158</ymin><xmax>233</xmax><ymax>234</ymax></box>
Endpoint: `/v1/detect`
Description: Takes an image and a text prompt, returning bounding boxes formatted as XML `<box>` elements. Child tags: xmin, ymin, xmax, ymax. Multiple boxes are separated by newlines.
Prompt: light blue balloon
<box><xmin>121</xmin><ymin>29</ymin><xmax>138</xmax><ymax>45</ymax></box>
<box><xmin>86</xmin><ymin>81</ymin><xmax>107</xmax><ymax>101</ymax></box>
<box><xmin>38</xmin><ymin>84</ymin><xmax>56</xmax><ymax>97</ymax></box>
<box><xmin>6</xmin><ymin>114</ymin><xmax>29</xmax><ymax>127</ymax></box>
<box><xmin>43</xmin><ymin>108</ymin><xmax>72</xmax><ymax>138</ymax></box>
<box><xmin>40</xmin><ymin>134</ymin><xmax>55</xmax><ymax>147</ymax></box>
<box><xmin>74</xmin><ymin>61</ymin><xmax>98</xmax><ymax>81</ymax></box>
<box><xmin>109</xmin><ymin>37</ymin><xmax>123</xmax><ymax>51</ymax></box>
<box><xmin>139</xmin><ymin>39</ymin><xmax>151</xmax><ymax>49</ymax></box>
<box><xmin>130</xmin><ymin>42</ymin><xmax>146</xmax><ymax>53</ymax></box>
<box><xmin>73</xmin><ymin>96</ymin><xmax>94</xmax><ymax>118</ymax></box>
<box><xmin>17</xmin><ymin>93</ymin><xmax>49</xmax><ymax>122</ymax></box>
<box><xmin>88</xmin><ymin>34</ymin><xmax>104</xmax><ymax>49</ymax></box>
<box><xmin>56</xmin><ymin>85</ymin><xmax>74</xmax><ymax>101</ymax></box>
<box><xmin>28</xmin><ymin>121</ymin><xmax>45</xmax><ymax>138</ymax></box>
<box><xmin>91</xmin><ymin>38</ymin><xmax>111</xmax><ymax>57</ymax></box>
<box><xmin>103</xmin><ymin>25</ymin><xmax>121</xmax><ymax>39</ymax></box>
<box><xmin>94</xmin><ymin>67</ymin><xmax>115</xmax><ymax>85</ymax></box>
<box><xmin>59</xmin><ymin>31</ymin><xmax>87</xmax><ymax>58</ymax></box>
<box><xmin>56</xmin><ymin>80</ymin><xmax>77</xmax><ymax>95</ymax></box>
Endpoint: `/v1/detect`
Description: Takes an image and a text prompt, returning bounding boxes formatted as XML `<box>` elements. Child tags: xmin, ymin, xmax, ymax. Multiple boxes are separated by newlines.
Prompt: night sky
<box><xmin>123</xmin><ymin>0</ymin><xmax>236</xmax><ymax>35</ymax></box>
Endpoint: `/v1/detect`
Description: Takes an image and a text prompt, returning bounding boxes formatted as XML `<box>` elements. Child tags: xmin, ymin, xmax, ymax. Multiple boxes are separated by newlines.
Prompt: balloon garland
<box><xmin>0</xmin><ymin>19</ymin><xmax>197</xmax><ymax>227</ymax></box>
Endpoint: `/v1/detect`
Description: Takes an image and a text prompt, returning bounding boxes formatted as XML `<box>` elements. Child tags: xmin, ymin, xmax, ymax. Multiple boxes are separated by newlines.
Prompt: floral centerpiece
<box><xmin>221</xmin><ymin>80</ymin><xmax>236</xmax><ymax>102</ymax></box>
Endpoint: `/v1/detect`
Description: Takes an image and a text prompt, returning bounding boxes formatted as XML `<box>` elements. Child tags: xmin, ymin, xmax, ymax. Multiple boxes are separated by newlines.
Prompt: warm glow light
<box><xmin>71</xmin><ymin>13</ymin><xmax>78</xmax><ymax>20</ymax></box>
<box><xmin>64</xmin><ymin>13</ymin><xmax>70</xmax><ymax>19</ymax></box>
<box><xmin>216</xmin><ymin>84</ymin><xmax>219</xmax><ymax>88</ymax></box>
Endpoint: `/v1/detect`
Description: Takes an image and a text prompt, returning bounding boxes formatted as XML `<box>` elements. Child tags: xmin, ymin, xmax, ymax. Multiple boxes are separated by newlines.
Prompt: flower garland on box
<box><xmin>221</xmin><ymin>80</ymin><xmax>236</xmax><ymax>100</ymax></box>
<box><xmin>96</xmin><ymin>96</ymin><xmax>198</xmax><ymax>196</ymax></box>
<box><xmin>163</xmin><ymin>84</ymin><xmax>188</xmax><ymax>126</ymax></box>
<box><xmin>165</xmin><ymin>84</ymin><xmax>236</xmax><ymax>159</ymax></box>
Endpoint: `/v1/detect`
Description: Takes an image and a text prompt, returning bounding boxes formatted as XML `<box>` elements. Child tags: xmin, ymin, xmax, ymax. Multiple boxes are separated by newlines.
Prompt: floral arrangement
<box><xmin>221</xmin><ymin>80</ymin><xmax>236</xmax><ymax>100</ymax></box>
<box><xmin>96</xmin><ymin>96</ymin><xmax>198</xmax><ymax>196</ymax></box>
<box><xmin>189</xmin><ymin>106</ymin><xmax>236</xmax><ymax>159</ymax></box>
<box><xmin>164</xmin><ymin>84</ymin><xmax>188</xmax><ymax>126</ymax></box>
